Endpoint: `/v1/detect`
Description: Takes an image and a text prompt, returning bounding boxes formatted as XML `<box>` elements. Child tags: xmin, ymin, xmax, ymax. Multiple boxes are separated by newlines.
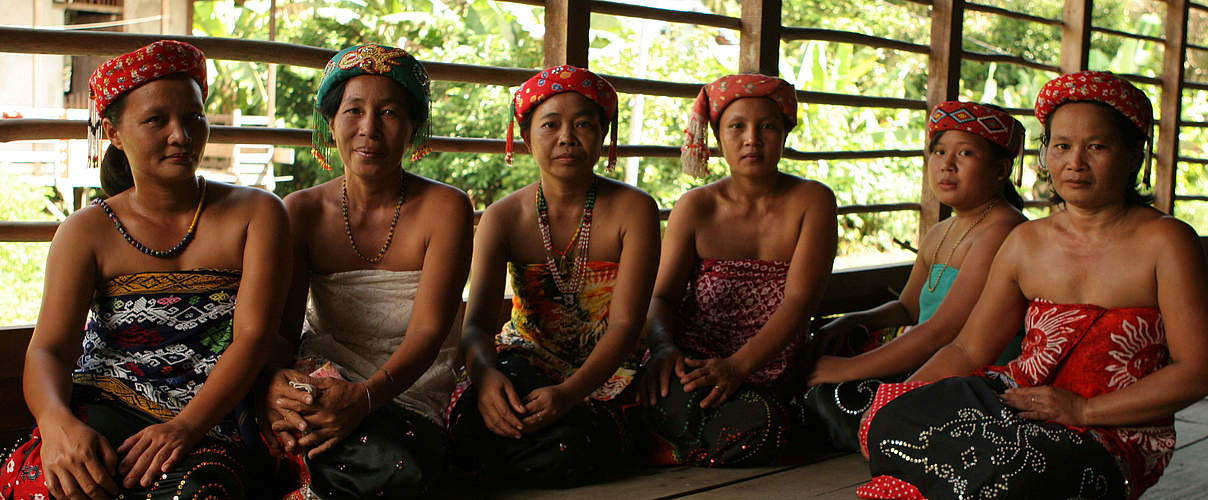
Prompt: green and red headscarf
<box><xmin>506</xmin><ymin>65</ymin><xmax>619</xmax><ymax>170</ymax></box>
<box><xmin>681</xmin><ymin>74</ymin><xmax>798</xmax><ymax>178</ymax></box>
<box><xmin>311</xmin><ymin>43</ymin><xmax>432</xmax><ymax>170</ymax></box>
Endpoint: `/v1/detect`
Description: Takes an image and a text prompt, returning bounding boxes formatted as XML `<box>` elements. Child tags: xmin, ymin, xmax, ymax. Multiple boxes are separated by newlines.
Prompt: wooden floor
<box><xmin>452</xmin><ymin>399</ymin><xmax>1208</xmax><ymax>499</ymax></box>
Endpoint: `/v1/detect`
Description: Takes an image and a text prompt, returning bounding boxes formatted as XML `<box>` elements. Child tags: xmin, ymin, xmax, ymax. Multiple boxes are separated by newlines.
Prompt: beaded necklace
<box><xmin>926</xmin><ymin>199</ymin><xmax>998</xmax><ymax>292</ymax></box>
<box><xmin>96</xmin><ymin>177</ymin><xmax>206</xmax><ymax>258</ymax></box>
<box><xmin>536</xmin><ymin>179</ymin><xmax>596</xmax><ymax>305</ymax></box>
<box><xmin>342</xmin><ymin>173</ymin><xmax>406</xmax><ymax>264</ymax></box>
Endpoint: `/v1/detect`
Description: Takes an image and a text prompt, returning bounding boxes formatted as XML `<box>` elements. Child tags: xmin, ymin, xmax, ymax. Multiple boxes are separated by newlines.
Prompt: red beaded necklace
<box><xmin>536</xmin><ymin>179</ymin><xmax>596</xmax><ymax>305</ymax></box>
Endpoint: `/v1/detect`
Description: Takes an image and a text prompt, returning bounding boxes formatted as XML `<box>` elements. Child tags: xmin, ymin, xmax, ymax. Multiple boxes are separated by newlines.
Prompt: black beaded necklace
<box><xmin>342</xmin><ymin>173</ymin><xmax>406</xmax><ymax>264</ymax></box>
<box><xmin>96</xmin><ymin>177</ymin><xmax>206</xmax><ymax>258</ymax></box>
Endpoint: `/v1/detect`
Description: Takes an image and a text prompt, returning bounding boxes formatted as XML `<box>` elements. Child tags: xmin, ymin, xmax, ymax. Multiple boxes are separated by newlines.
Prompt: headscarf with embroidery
<box><xmin>311</xmin><ymin>43</ymin><xmax>432</xmax><ymax>170</ymax></box>
<box><xmin>506</xmin><ymin>65</ymin><xmax>619</xmax><ymax>171</ymax></box>
<box><xmin>1034</xmin><ymin>70</ymin><xmax>1154</xmax><ymax>186</ymax></box>
<box><xmin>681</xmin><ymin>74</ymin><xmax>798</xmax><ymax>178</ymax></box>
<box><xmin>88</xmin><ymin>40</ymin><xmax>208</xmax><ymax>169</ymax></box>
<box><xmin>928</xmin><ymin>101</ymin><xmax>1026</xmax><ymax>184</ymax></box>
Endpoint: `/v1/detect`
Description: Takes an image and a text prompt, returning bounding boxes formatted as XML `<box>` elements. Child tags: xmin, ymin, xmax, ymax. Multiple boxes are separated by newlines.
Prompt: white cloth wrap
<box><xmin>298</xmin><ymin>269</ymin><xmax>459</xmax><ymax>427</ymax></box>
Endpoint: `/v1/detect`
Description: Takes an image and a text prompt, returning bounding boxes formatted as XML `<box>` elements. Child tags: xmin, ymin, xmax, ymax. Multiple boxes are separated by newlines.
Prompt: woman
<box><xmin>257</xmin><ymin>44</ymin><xmax>472</xmax><ymax>499</ymax></box>
<box><xmin>448</xmin><ymin>65</ymin><xmax>660</xmax><ymax>486</ymax></box>
<box><xmin>635</xmin><ymin>74</ymin><xmax>838</xmax><ymax>466</ymax></box>
<box><xmin>800</xmin><ymin>101</ymin><xmax>1027</xmax><ymax>451</ymax></box>
<box><xmin>858</xmin><ymin>71</ymin><xmax>1208</xmax><ymax>499</ymax></box>
<box><xmin>0</xmin><ymin>40</ymin><xmax>290</xmax><ymax>499</ymax></box>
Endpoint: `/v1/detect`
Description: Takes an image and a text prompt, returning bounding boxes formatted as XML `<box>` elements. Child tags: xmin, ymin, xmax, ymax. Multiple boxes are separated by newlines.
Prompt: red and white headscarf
<box><xmin>681</xmin><ymin>74</ymin><xmax>798</xmax><ymax>178</ymax></box>
<box><xmin>87</xmin><ymin>40</ymin><xmax>208</xmax><ymax>168</ymax></box>
<box><xmin>506</xmin><ymin>65</ymin><xmax>619</xmax><ymax>170</ymax></box>
<box><xmin>1035</xmin><ymin>71</ymin><xmax>1152</xmax><ymax>133</ymax></box>
<box><xmin>1034</xmin><ymin>71</ymin><xmax>1154</xmax><ymax>185</ymax></box>
<box><xmin>928</xmin><ymin>101</ymin><xmax>1024</xmax><ymax>156</ymax></box>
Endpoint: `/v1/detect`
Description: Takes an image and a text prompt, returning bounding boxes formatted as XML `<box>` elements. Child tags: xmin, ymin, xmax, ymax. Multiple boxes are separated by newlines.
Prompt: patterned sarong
<box><xmin>1</xmin><ymin>269</ymin><xmax>257</xmax><ymax>499</ymax></box>
<box><xmin>676</xmin><ymin>259</ymin><xmax>795</xmax><ymax>386</ymax></box>
<box><xmin>859</xmin><ymin>299</ymin><xmax>1173</xmax><ymax>499</ymax></box>
<box><xmin>494</xmin><ymin>261</ymin><xmax>642</xmax><ymax>400</ymax></box>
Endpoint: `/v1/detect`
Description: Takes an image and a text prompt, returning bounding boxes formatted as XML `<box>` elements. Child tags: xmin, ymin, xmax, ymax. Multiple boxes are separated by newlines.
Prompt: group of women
<box><xmin>0</xmin><ymin>39</ymin><xmax>1204</xmax><ymax>500</ymax></box>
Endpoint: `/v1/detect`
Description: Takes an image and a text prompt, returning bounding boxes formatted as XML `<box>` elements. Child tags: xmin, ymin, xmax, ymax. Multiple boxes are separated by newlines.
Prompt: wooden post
<box><xmin>1155</xmin><ymin>0</ymin><xmax>1189</xmax><ymax>214</ymax></box>
<box><xmin>161</xmin><ymin>0</ymin><xmax>170</xmax><ymax>34</ymax></box>
<box><xmin>544</xmin><ymin>0</ymin><xmax>590</xmax><ymax>68</ymax></box>
<box><xmin>922</xmin><ymin>0</ymin><xmax>964</xmax><ymax>237</ymax></box>
<box><xmin>739</xmin><ymin>0</ymin><xmax>781</xmax><ymax>75</ymax></box>
<box><xmin>267</xmin><ymin>0</ymin><xmax>277</xmax><ymax>123</ymax></box>
<box><xmin>1060</xmin><ymin>0</ymin><xmax>1092</xmax><ymax>74</ymax></box>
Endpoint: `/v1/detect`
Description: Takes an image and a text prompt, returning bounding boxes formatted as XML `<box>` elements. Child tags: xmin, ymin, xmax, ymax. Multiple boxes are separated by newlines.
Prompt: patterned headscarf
<box><xmin>928</xmin><ymin>101</ymin><xmax>1025</xmax><ymax>184</ymax></box>
<box><xmin>88</xmin><ymin>40</ymin><xmax>208</xmax><ymax>169</ymax></box>
<box><xmin>681</xmin><ymin>74</ymin><xmax>798</xmax><ymax>178</ymax></box>
<box><xmin>1034</xmin><ymin>71</ymin><xmax>1154</xmax><ymax>186</ymax></box>
<box><xmin>311</xmin><ymin>44</ymin><xmax>432</xmax><ymax>170</ymax></box>
<box><xmin>506</xmin><ymin>65</ymin><xmax>619</xmax><ymax>170</ymax></box>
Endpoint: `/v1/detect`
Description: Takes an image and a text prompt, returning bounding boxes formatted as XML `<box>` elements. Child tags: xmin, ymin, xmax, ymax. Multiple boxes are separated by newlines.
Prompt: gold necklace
<box><xmin>342</xmin><ymin>173</ymin><xmax>406</xmax><ymax>264</ymax></box>
<box><xmin>926</xmin><ymin>199</ymin><xmax>998</xmax><ymax>292</ymax></box>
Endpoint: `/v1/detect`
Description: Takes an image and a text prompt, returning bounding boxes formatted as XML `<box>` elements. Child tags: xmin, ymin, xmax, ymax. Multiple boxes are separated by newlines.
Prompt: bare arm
<box><xmin>909</xmin><ymin>232</ymin><xmax>1030</xmax><ymax>383</ymax></box>
<box><xmin>636</xmin><ymin>193</ymin><xmax>698</xmax><ymax>405</ymax></box>
<box><xmin>829</xmin><ymin>221</ymin><xmax>1016</xmax><ymax>382</ymax></box>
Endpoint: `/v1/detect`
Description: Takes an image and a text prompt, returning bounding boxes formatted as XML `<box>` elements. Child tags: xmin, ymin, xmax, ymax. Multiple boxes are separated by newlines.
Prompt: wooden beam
<box><xmin>590</xmin><ymin>1</ymin><xmax>741</xmax><ymax>30</ymax></box>
<box><xmin>739</xmin><ymin>0</ymin><xmax>781</xmax><ymax>75</ymax></box>
<box><xmin>1157</xmin><ymin>0</ymin><xmax>1190</xmax><ymax>214</ymax></box>
<box><xmin>1090</xmin><ymin>26</ymin><xmax>1165</xmax><ymax>45</ymax></box>
<box><xmin>779</xmin><ymin>27</ymin><xmax>929</xmax><ymax>54</ymax></box>
<box><xmin>1060</xmin><ymin>0</ymin><xmax>1092</xmax><ymax>73</ymax></box>
<box><xmin>965</xmin><ymin>2</ymin><xmax>1063</xmax><ymax>26</ymax></box>
<box><xmin>543</xmin><ymin>0</ymin><xmax>590</xmax><ymax>68</ymax></box>
<box><xmin>962</xmin><ymin>49</ymin><xmax>1061</xmax><ymax>73</ymax></box>
<box><xmin>923</xmin><ymin>0</ymin><xmax>964</xmax><ymax>236</ymax></box>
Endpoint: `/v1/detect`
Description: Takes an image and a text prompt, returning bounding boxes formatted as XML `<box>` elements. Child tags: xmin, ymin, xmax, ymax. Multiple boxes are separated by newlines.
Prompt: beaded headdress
<box><xmin>311</xmin><ymin>44</ymin><xmax>432</xmax><ymax>170</ymax></box>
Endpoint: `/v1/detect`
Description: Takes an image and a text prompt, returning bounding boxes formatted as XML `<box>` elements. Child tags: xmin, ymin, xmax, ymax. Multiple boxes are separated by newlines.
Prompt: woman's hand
<box><xmin>258</xmin><ymin>368</ymin><xmax>315</xmax><ymax>454</ymax></box>
<box><xmin>681</xmin><ymin>357</ymin><xmax>747</xmax><ymax>408</ymax></box>
<box><xmin>807</xmin><ymin>355</ymin><xmax>855</xmax><ymax>386</ymax></box>
<box><xmin>636</xmin><ymin>345</ymin><xmax>686</xmax><ymax>407</ymax></box>
<box><xmin>520</xmin><ymin>384</ymin><xmax>579</xmax><ymax>433</ymax></box>
<box><xmin>40</xmin><ymin>414</ymin><xmax>119</xmax><ymax>500</ymax></box>
<box><xmin>475</xmin><ymin>367</ymin><xmax>526</xmax><ymax>439</ymax></box>
<box><xmin>115</xmin><ymin>421</ymin><xmax>202</xmax><ymax>489</ymax></box>
<box><xmin>283</xmin><ymin>377</ymin><xmax>370</xmax><ymax>458</ymax></box>
<box><xmin>1002</xmin><ymin>386</ymin><xmax>1089</xmax><ymax>426</ymax></box>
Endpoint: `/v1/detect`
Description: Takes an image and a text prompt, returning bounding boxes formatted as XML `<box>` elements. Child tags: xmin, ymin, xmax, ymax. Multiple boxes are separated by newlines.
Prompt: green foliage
<box><xmin>0</xmin><ymin>175</ymin><xmax>57</xmax><ymax>326</ymax></box>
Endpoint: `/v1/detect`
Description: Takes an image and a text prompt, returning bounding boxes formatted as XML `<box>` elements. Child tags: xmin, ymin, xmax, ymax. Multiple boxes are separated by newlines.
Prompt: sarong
<box><xmin>275</xmin><ymin>269</ymin><xmax>456</xmax><ymax>499</ymax></box>
<box><xmin>643</xmin><ymin>259</ymin><xmax>794</xmax><ymax>466</ymax></box>
<box><xmin>858</xmin><ymin>299</ymin><xmax>1173</xmax><ymax>499</ymax></box>
<box><xmin>0</xmin><ymin>269</ymin><xmax>256</xmax><ymax>499</ymax></box>
<box><xmin>447</xmin><ymin>261</ymin><xmax>640</xmax><ymax>486</ymax></box>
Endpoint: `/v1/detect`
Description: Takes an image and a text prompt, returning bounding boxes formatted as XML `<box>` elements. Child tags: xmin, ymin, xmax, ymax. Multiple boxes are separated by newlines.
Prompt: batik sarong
<box><xmin>1</xmin><ymin>269</ymin><xmax>256</xmax><ymax>499</ymax></box>
<box><xmin>643</xmin><ymin>259</ymin><xmax>794</xmax><ymax>467</ymax></box>
<box><xmin>858</xmin><ymin>299</ymin><xmax>1172</xmax><ymax>499</ymax></box>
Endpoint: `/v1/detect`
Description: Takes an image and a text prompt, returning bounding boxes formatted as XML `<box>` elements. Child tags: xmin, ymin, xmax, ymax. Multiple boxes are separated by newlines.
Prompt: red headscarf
<box><xmin>506</xmin><ymin>65</ymin><xmax>619</xmax><ymax>170</ymax></box>
<box><xmin>1034</xmin><ymin>71</ymin><xmax>1154</xmax><ymax>185</ymax></box>
<box><xmin>1035</xmin><ymin>71</ymin><xmax>1152</xmax><ymax>133</ymax></box>
<box><xmin>681</xmin><ymin>74</ymin><xmax>798</xmax><ymax>178</ymax></box>
<box><xmin>87</xmin><ymin>40</ymin><xmax>208</xmax><ymax>168</ymax></box>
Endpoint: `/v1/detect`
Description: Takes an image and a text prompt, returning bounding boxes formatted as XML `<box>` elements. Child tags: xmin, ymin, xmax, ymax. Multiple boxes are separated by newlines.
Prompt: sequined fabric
<box><xmin>642</xmin><ymin>377</ymin><xmax>790</xmax><ymax>467</ymax></box>
<box><xmin>857</xmin><ymin>299</ymin><xmax>1173</xmax><ymax>499</ymax></box>
<box><xmin>676</xmin><ymin>259</ymin><xmax>796</xmax><ymax>386</ymax></box>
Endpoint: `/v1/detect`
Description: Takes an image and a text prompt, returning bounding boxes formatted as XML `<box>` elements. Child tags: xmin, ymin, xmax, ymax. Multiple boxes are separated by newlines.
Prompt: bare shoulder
<box><xmin>785</xmin><ymin>176</ymin><xmax>837</xmax><ymax>210</ymax></box>
<box><xmin>210</xmin><ymin>181</ymin><xmax>286</xmax><ymax>217</ymax></box>
<box><xmin>53</xmin><ymin>202</ymin><xmax>108</xmax><ymax>244</ymax></box>
<box><xmin>1138</xmin><ymin>210</ymin><xmax>1202</xmax><ymax>252</ymax></box>
<box><xmin>408</xmin><ymin>174</ymin><xmax>473</xmax><ymax>216</ymax></box>
<box><xmin>598</xmin><ymin>176</ymin><xmax>658</xmax><ymax>216</ymax></box>
<box><xmin>281</xmin><ymin>180</ymin><xmax>333</xmax><ymax>217</ymax></box>
<box><xmin>479</xmin><ymin>182</ymin><xmax>534</xmax><ymax>226</ymax></box>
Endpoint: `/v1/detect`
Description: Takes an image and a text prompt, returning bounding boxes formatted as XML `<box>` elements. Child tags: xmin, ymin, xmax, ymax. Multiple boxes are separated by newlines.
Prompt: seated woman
<box><xmin>800</xmin><ymin>101</ymin><xmax>1027</xmax><ymax>451</ymax></box>
<box><xmin>256</xmin><ymin>44</ymin><xmax>472</xmax><ymax>499</ymax></box>
<box><xmin>858</xmin><ymin>71</ymin><xmax>1208</xmax><ymax>499</ymax></box>
<box><xmin>448</xmin><ymin>65</ymin><xmax>660</xmax><ymax>487</ymax></box>
<box><xmin>0</xmin><ymin>40</ymin><xmax>289</xmax><ymax>499</ymax></box>
<box><xmin>634</xmin><ymin>74</ymin><xmax>838</xmax><ymax>467</ymax></box>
